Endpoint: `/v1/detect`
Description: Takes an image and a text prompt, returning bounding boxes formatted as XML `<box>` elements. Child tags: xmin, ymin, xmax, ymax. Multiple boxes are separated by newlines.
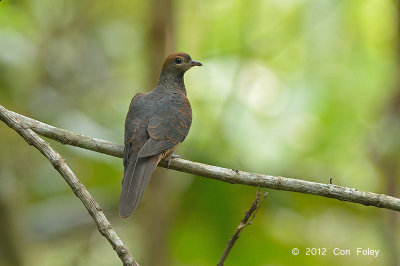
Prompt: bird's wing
<box><xmin>119</xmin><ymin>93</ymin><xmax>192</xmax><ymax>217</ymax></box>
<box><xmin>120</xmin><ymin>92</ymin><xmax>154</xmax><ymax>217</ymax></box>
<box><xmin>138</xmin><ymin>94</ymin><xmax>192</xmax><ymax>158</ymax></box>
<box><xmin>122</xmin><ymin>93</ymin><xmax>147</xmax><ymax>174</ymax></box>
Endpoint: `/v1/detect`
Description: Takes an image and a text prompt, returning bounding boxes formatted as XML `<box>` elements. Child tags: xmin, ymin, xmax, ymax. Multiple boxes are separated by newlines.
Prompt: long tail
<box><xmin>119</xmin><ymin>154</ymin><xmax>161</xmax><ymax>217</ymax></box>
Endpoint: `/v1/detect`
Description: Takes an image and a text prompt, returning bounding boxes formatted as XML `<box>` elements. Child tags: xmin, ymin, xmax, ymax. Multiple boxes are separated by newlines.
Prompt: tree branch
<box><xmin>0</xmin><ymin>105</ymin><xmax>139</xmax><ymax>266</ymax></box>
<box><xmin>2</xmin><ymin>105</ymin><xmax>400</xmax><ymax>213</ymax></box>
<box><xmin>217</xmin><ymin>189</ymin><xmax>268</xmax><ymax>266</ymax></box>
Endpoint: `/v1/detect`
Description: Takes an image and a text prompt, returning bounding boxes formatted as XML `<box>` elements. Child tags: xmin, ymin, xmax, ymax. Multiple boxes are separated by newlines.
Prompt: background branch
<box><xmin>2</xmin><ymin>105</ymin><xmax>400</xmax><ymax>213</ymax></box>
<box><xmin>0</xmin><ymin>105</ymin><xmax>139</xmax><ymax>266</ymax></box>
<box><xmin>217</xmin><ymin>189</ymin><xmax>268</xmax><ymax>266</ymax></box>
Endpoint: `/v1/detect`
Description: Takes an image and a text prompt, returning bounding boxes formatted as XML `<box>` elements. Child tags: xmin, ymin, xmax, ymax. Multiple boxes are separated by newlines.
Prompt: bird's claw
<box><xmin>167</xmin><ymin>154</ymin><xmax>180</xmax><ymax>168</ymax></box>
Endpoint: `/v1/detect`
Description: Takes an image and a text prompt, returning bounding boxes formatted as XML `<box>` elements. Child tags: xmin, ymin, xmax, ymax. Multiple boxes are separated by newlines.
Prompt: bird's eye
<box><xmin>174</xmin><ymin>58</ymin><xmax>183</xmax><ymax>64</ymax></box>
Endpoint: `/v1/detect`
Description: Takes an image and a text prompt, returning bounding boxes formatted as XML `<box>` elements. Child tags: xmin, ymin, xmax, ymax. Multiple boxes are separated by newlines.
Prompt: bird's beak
<box><xmin>190</xmin><ymin>60</ymin><xmax>203</xmax><ymax>66</ymax></box>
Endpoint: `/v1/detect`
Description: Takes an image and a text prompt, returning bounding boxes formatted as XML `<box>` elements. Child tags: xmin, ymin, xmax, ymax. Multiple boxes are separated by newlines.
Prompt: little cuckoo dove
<box><xmin>119</xmin><ymin>52</ymin><xmax>202</xmax><ymax>218</ymax></box>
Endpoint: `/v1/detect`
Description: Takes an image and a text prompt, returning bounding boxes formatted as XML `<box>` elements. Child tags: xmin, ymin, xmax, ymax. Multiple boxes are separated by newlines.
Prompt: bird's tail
<box><xmin>119</xmin><ymin>154</ymin><xmax>161</xmax><ymax>217</ymax></box>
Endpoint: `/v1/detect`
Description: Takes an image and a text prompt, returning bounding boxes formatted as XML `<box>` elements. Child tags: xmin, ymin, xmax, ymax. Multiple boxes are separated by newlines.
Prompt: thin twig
<box><xmin>0</xmin><ymin>106</ymin><xmax>139</xmax><ymax>266</ymax></box>
<box><xmin>2</xmin><ymin>105</ymin><xmax>400</xmax><ymax>213</ymax></box>
<box><xmin>217</xmin><ymin>189</ymin><xmax>268</xmax><ymax>266</ymax></box>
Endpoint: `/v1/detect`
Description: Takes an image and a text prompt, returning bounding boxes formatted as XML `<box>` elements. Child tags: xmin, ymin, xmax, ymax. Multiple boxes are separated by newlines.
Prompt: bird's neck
<box><xmin>155</xmin><ymin>70</ymin><xmax>187</xmax><ymax>95</ymax></box>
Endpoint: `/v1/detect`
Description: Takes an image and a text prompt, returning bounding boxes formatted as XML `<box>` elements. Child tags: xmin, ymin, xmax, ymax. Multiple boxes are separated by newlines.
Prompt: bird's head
<box><xmin>161</xmin><ymin>52</ymin><xmax>202</xmax><ymax>74</ymax></box>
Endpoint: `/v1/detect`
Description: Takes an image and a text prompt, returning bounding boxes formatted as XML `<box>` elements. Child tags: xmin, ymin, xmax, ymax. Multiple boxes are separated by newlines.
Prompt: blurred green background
<box><xmin>1</xmin><ymin>0</ymin><xmax>399</xmax><ymax>265</ymax></box>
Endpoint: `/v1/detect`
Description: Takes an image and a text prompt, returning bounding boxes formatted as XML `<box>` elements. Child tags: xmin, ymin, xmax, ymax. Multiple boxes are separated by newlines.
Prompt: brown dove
<box><xmin>119</xmin><ymin>52</ymin><xmax>202</xmax><ymax>217</ymax></box>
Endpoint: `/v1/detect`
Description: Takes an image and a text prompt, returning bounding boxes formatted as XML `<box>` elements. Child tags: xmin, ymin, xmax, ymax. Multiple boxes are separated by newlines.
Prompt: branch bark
<box><xmin>0</xmin><ymin>105</ymin><xmax>139</xmax><ymax>266</ymax></box>
<box><xmin>2</xmin><ymin>105</ymin><xmax>400</xmax><ymax>213</ymax></box>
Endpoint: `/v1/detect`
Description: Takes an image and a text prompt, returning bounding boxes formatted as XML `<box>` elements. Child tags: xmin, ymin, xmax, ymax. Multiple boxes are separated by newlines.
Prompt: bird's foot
<box><xmin>167</xmin><ymin>154</ymin><xmax>180</xmax><ymax>168</ymax></box>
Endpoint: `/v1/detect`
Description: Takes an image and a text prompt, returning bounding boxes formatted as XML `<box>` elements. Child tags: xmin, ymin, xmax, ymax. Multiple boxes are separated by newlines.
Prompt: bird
<box><xmin>119</xmin><ymin>52</ymin><xmax>202</xmax><ymax>218</ymax></box>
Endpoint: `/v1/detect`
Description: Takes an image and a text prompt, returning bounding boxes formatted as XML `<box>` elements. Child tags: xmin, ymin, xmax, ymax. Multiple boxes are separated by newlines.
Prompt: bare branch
<box><xmin>6</xmin><ymin>109</ymin><xmax>123</xmax><ymax>157</ymax></box>
<box><xmin>217</xmin><ymin>189</ymin><xmax>268</xmax><ymax>266</ymax></box>
<box><xmin>0</xmin><ymin>105</ymin><xmax>139</xmax><ymax>266</ymax></box>
<box><xmin>2</xmin><ymin>105</ymin><xmax>400</xmax><ymax>213</ymax></box>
